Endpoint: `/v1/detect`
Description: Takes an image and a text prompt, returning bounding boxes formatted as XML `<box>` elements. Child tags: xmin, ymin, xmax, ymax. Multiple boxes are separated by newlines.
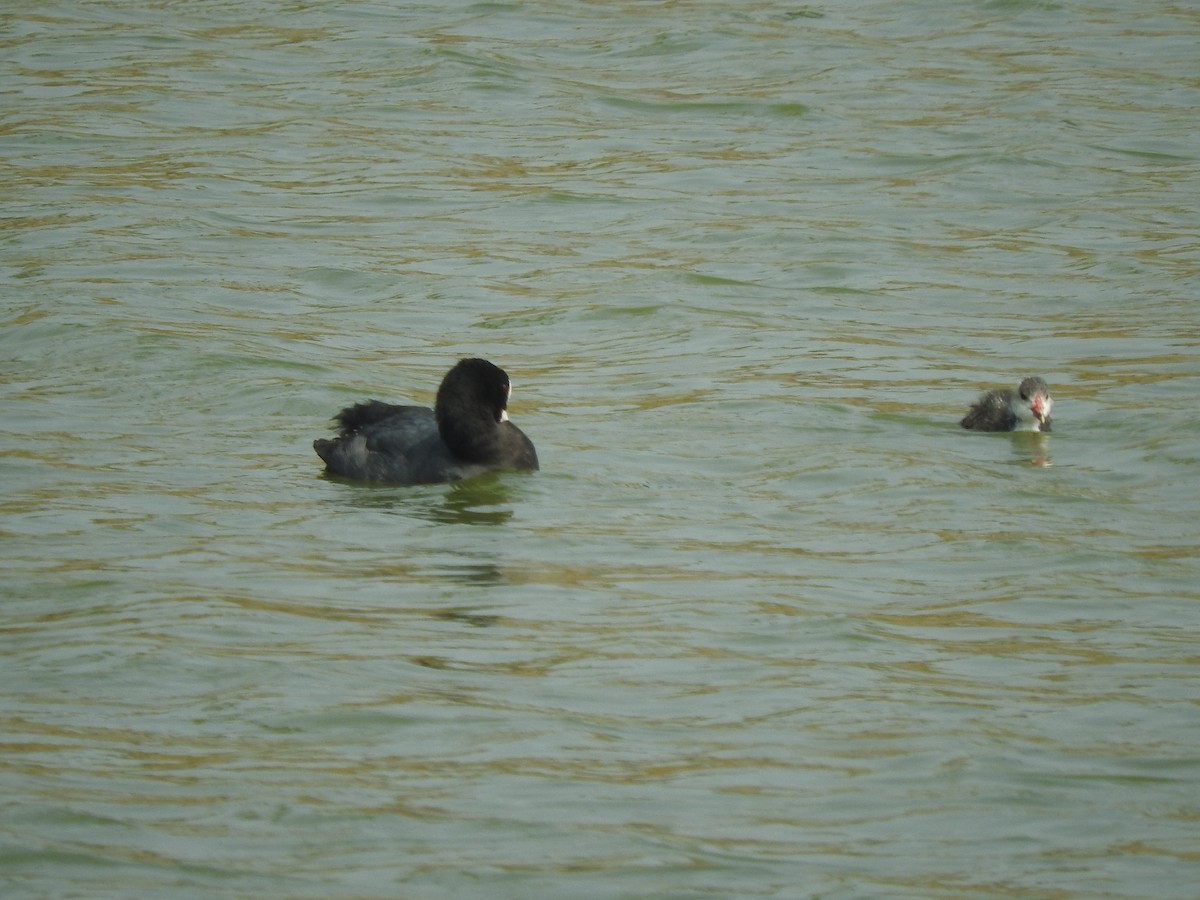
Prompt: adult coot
<box><xmin>314</xmin><ymin>358</ymin><xmax>539</xmax><ymax>484</ymax></box>
<box><xmin>960</xmin><ymin>376</ymin><xmax>1053</xmax><ymax>432</ymax></box>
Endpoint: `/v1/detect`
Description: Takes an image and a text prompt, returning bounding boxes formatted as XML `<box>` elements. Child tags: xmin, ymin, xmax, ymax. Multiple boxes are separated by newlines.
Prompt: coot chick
<box><xmin>960</xmin><ymin>376</ymin><xmax>1053</xmax><ymax>432</ymax></box>
<box><xmin>314</xmin><ymin>358</ymin><xmax>539</xmax><ymax>484</ymax></box>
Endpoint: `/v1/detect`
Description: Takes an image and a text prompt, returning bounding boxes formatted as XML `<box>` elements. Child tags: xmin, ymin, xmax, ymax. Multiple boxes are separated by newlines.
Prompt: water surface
<box><xmin>3</xmin><ymin>1</ymin><xmax>1199</xmax><ymax>897</ymax></box>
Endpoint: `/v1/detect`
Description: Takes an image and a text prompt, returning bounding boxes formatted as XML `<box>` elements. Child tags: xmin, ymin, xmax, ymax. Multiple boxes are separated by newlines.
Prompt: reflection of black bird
<box><xmin>314</xmin><ymin>358</ymin><xmax>539</xmax><ymax>484</ymax></box>
<box><xmin>960</xmin><ymin>377</ymin><xmax>1053</xmax><ymax>432</ymax></box>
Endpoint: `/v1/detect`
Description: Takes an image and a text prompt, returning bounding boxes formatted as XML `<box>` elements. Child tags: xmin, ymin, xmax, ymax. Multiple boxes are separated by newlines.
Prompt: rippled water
<box><xmin>3</xmin><ymin>1</ymin><xmax>1199</xmax><ymax>897</ymax></box>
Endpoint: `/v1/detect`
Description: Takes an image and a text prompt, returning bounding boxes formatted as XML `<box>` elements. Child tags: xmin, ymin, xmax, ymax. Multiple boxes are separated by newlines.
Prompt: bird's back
<box><xmin>314</xmin><ymin>403</ymin><xmax>494</xmax><ymax>484</ymax></box>
<box><xmin>960</xmin><ymin>389</ymin><xmax>1018</xmax><ymax>431</ymax></box>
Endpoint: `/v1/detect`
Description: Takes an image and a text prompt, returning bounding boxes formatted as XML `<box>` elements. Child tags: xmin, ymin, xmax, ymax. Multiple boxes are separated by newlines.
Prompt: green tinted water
<box><xmin>3</xmin><ymin>1</ymin><xmax>1198</xmax><ymax>897</ymax></box>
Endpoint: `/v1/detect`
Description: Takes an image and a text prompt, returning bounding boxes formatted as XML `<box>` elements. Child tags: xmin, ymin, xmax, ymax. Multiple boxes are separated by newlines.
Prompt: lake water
<box><xmin>3</xmin><ymin>1</ymin><xmax>1199</xmax><ymax>897</ymax></box>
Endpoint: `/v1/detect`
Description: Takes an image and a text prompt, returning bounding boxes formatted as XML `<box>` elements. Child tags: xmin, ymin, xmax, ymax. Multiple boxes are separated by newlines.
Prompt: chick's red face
<box><xmin>1031</xmin><ymin>393</ymin><xmax>1052</xmax><ymax>425</ymax></box>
